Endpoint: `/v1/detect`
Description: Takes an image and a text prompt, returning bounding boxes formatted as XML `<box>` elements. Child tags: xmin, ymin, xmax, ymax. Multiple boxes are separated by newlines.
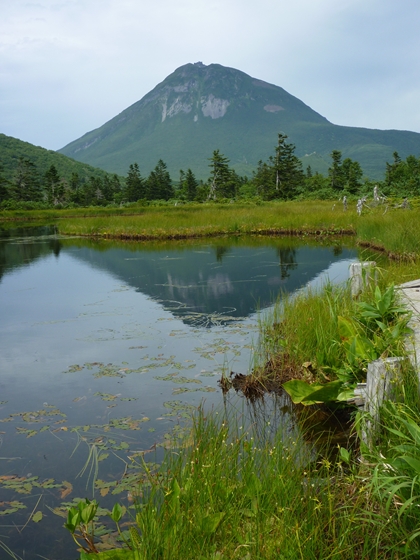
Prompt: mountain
<box><xmin>0</xmin><ymin>133</ymin><xmax>118</xmax><ymax>184</ymax></box>
<box><xmin>59</xmin><ymin>62</ymin><xmax>420</xmax><ymax>180</ymax></box>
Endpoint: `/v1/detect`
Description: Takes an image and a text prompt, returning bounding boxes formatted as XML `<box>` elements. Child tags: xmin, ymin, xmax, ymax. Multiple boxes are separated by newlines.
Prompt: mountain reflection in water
<box><xmin>61</xmin><ymin>238</ymin><xmax>356</xmax><ymax>325</ymax></box>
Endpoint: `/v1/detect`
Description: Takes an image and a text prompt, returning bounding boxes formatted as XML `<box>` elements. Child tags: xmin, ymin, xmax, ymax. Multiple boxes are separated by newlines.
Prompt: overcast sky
<box><xmin>1</xmin><ymin>0</ymin><xmax>420</xmax><ymax>151</ymax></box>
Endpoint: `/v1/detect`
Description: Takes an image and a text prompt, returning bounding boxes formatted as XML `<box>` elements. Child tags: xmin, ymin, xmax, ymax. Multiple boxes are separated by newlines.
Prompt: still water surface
<box><xmin>0</xmin><ymin>228</ymin><xmax>358</xmax><ymax>559</ymax></box>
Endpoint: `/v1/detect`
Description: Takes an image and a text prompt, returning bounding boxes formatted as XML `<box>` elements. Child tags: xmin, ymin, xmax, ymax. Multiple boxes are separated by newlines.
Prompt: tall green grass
<box><xmin>82</xmin><ymin>406</ymin><xmax>417</xmax><ymax>559</ymax></box>
<box><xmin>54</xmin><ymin>201</ymin><xmax>356</xmax><ymax>240</ymax></box>
<box><xmin>50</xmin><ymin>201</ymin><xmax>420</xmax><ymax>264</ymax></box>
<box><xmin>357</xmin><ymin>210</ymin><xmax>420</xmax><ymax>257</ymax></box>
<box><xmin>4</xmin><ymin>200</ymin><xmax>420</xmax><ymax>264</ymax></box>
<box><xmin>254</xmin><ymin>283</ymin><xmax>357</xmax><ymax>384</ymax></box>
<box><xmin>364</xmin><ymin>362</ymin><xmax>420</xmax><ymax>556</ymax></box>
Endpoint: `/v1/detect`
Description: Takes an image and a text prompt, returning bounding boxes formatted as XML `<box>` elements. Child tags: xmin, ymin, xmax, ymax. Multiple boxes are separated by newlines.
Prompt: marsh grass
<box><xmin>246</xmin><ymin>270</ymin><xmax>414</xmax><ymax>396</ymax></box>
<box><xmin>96</xmin><ymin>407</ymin><xmax>412</xmax><ymax>560</ymax></box>
<box><xmin>4</xmin><ymin>200</ymin><xmax>420</xmax><ymax>268</ymax></box>
<box><xmin>53</xmin><ymin>201</ymin><xmax>357</xmax><ymax>240</ymax></box>
<box><xmin>365</xmin><ymin>363</ymin><xmax>420</xmax><ymax>556</ymax></box>
<box><xmin>357</xmin><ymin>209</ymin><xmax>420</xmax><ymax>258</ymax></box>
<box><xmin>32</xmin><ymin>200</ymin><xmax>420</xmax><ymax>259</ymax></box>
<box><xmin>249</xmin><ymin>282</ymin><xmax>357</xmax><ymax>389</ymax></box>
<box><xmin>3</xmin><ymin>200</ymin><xmax>420</xmax><ymax>258</ymax></box>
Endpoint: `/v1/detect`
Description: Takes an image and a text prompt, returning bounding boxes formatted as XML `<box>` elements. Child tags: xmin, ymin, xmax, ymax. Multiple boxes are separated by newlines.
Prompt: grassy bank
<box><xmin>29</xmin><ymin>200</ymin><xmax>420</xmax><ymax>259</ymax></box>
<box><xmin>53</xmin><ymin>201</ymin><xmax>356</xmax><ymax>240</ymax></box>
<box><xmin>235</xmin><ymin>269</ymin><xmax>413</xmax><ymax>402</ymax></box>
<box><xmin>2</xmin><ymin>199</ymin><xmax>420</xmax><ymax>260</ymax></box>
<box><xmin>67</xmin><ymin>401</ymin><xmax>420</xmax><ymax>560</ymax></box>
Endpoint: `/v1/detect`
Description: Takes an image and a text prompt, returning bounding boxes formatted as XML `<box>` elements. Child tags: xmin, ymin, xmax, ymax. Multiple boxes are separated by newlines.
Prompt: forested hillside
<box><xmin>0</xmin><ymin>134</ymin><xmax>123</xmax><ymax>207</ymax></box>
<box><xmin>2</xmin><ymin>131</ymin><xmax>420</xmax><ymax>208</ymax></box>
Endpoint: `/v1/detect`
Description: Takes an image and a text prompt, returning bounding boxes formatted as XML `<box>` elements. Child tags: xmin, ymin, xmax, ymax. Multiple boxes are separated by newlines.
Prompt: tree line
<box><xmin>1</xmin><ymin>135</ymin><xmax>419</xmax><ymax>208</ymax></box>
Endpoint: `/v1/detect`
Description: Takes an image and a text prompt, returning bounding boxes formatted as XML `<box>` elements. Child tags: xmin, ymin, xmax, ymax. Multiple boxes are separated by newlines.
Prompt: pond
<box><xmin>0</xmin><ymin>227</ymin><xmax>358</xmax><ymax>559</ymax></box>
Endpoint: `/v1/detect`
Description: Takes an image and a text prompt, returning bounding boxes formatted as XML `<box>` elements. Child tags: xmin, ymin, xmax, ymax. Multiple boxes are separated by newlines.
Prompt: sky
<box><xmin>1</xmin><ymin>0</ymin><xmax>420</xmax><ymax>151</ymax></box>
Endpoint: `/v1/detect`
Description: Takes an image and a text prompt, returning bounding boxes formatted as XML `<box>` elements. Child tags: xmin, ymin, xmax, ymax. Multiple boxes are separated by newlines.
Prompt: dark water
<box><xmin>0</xmin><ymin>227</ymin><xmax>358</xmax><ymax>559</ymax></box>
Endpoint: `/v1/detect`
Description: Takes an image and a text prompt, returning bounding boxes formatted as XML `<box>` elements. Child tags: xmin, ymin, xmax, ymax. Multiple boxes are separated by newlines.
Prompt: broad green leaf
<box><xmin>282</xmin><ymin>380</ymin><xmax>324</xmax><ymax>404</ymax></box>
<box><xmin>301</xmin><ymin>380</ymin><xmax>343</xmax><ymax>404</ymax></box>
<box><xmin>375</xmin><ymin>320</ymin><xmax>388</xmax><ymax>332</ymax></box>
<box><xmin>337</xmin><ymin>316</ymin><xmax>359</xmax><ymax>340</ymax></box>
<box><xmin>337</xmin><ymin>388</ymin><xmax>355</xmax><ymax>401</ymax></box>
<box><xmin>110</xmin><ymin>503</ymin><xmax>125</xmax><ymax>523</ymax></box>
<box><xmin>380</xmin><ymin>285</ymin><xmax>394</xmax><ymax>316</ymax></box>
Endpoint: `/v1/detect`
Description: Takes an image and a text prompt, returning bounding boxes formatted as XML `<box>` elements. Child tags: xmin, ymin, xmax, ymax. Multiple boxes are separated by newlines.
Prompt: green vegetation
<box><xmin>65</xmin><ymin>398</ymin><xmax>420</xmax><ymax>559</ymax></box>
<box><xmin>370</xmin><ymin>400</ymin><xmax>420</xmax><ymax>544</ymax></box>
<box><xmin>3</xmin><ymin>198</ymin><xmax>420</xmax><ymax>269</ymax></box>
<box><xmin>0</xmin><ymin>134</ymin><xmax>120</xmax><ymax>205</ymax></box>
<box><xmin>246</xmin><ymin>277</ymin><xmax>411</xmax><ymax>407</ymax></box>
<box><xmin>51</xmin><ymin>200</ymin><xmax>358</xmax><ymax>239</ymax></box>
<box><xmin>3</xmin><ymin>110</ymin><xmax>420</xmax><ymax>558</ymax></box>
<box><xmin>253</xmin><ymin>133</ymin><xmax>304</xmax><ymax>200</ymax></box>
<box><xmin>62</xmin><ymin>277</ymin><xmax>420</xmax><ymax>559</ymax></box>
<box><xmin>4</xmin><ymin>124</ymin><xmax>420</xmax><ymax>208</ymax></box>
<box><xmin>37</xmin><ymin>201</ymin><xmax>420</xmax><ymax>266</ymax></box>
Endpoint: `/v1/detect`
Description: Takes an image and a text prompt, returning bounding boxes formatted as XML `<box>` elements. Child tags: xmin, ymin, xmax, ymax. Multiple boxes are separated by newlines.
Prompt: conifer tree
<box><xmin>208</xmin><ymin>150</ymin><xmax>239</xmax><ymax>199</ymax></box>
<box><xmin>273</xmin><ymin>133</ymin><xmax>304</xmax><ymax>199</ymax></box>
<box><xmin>125</xmin><ymin>163</ymin><xmax>146</xmax><ymax>202</ymax></box>
<box><xmin>252</xmin><ymin>134</ymin><xmax>303</xmax><ymax>200</ymax></box>
<box><xmin>70</xmin><ymin>173</ymin><xmax>80</xmax><ymax>191</ymax></box>
<box><xmin>11</xmin><ymin>158</ymin><xmax>42</xmax><ymax>202</ymax></box>
<box><xmin>146</xmin><ymin>160</ymin><xmax>173</xmax><ymax>200</ymax></box>
<box><xmin>253</xmin><ymin>160</ymin><xmax>272</xmax><ymax>199</ymax></box>
<box><xmin>328</xmin><ymin>150</ymin><xmax>345</xmax><ymax>191</ymax></box>
<box><xmin>329</xmin><ymin>151</ymin><xmax>363</xmax><ymax>194</ymax></box>
<box><xmin>102</xmin><ymin>174</ymin><xmax>121</xmax><ymax>201</ymax></box>
<box><xmin>44</xmin><ymin>164</ymin><xmax>65</xmax><ymax>205</ymax></box>
<box><xmin>341</xmin><ymin>158</ymin><xmax>363</xmax><ymax>194</ymax></box>
<box><xmin>185</xmin><ymin>169</ymin><xmax>198</xmax><ymax>201</ymax></box>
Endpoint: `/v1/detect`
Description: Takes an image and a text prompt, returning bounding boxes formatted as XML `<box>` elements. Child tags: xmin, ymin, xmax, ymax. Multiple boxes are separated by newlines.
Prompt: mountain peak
<box><xmin>59</xmin><ymin>62</ymin><xmax>420</xmax><ymax>180</ymax></box>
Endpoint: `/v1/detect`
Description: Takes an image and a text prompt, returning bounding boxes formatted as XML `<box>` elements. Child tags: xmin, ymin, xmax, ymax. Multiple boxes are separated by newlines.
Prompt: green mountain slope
<box><xmin>0</xmin><ymin>133</ymin><xmax>116</xmax><ymax>184</ymax></box>
<box><xmin>59</xmin><ymin>62</ymin><xmax>420</xmax><ymax>180</ymax></box>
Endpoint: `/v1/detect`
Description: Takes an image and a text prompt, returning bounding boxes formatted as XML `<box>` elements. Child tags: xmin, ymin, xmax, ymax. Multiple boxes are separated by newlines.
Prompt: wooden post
<box><xmin>362</xmin><ymin>357</ymin><xmax>405</xmax><ymax>446</ymax></box>
<box><xmin>349</xmin><ymin>261</ymin><xmax>376</xmax><ymax>297</ymax></box>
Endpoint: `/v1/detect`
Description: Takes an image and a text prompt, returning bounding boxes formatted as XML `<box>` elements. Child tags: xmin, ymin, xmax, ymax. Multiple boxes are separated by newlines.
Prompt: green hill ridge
<box><xmin>0</xmin><ymin>133</ymin><xmax>117</xmax><ymax>184</ymax></box>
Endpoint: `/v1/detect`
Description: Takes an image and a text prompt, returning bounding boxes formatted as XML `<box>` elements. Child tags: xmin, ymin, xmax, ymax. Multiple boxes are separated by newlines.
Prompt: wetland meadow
<box><xmin>1</xmin><ymin>200</ymin><xmax>420</xmax><ymax>559</ymax></box>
